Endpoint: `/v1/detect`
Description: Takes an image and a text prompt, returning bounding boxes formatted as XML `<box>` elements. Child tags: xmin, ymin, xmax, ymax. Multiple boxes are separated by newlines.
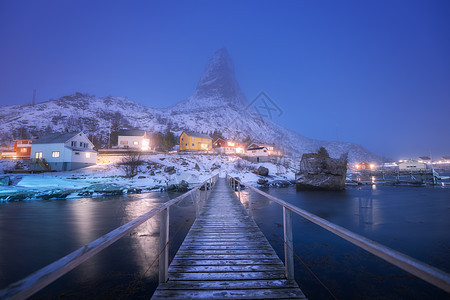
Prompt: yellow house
<box><xmin>179</xmin><ymin>131</ymin><xmax>213</xmax><ymax>151</ymax></box>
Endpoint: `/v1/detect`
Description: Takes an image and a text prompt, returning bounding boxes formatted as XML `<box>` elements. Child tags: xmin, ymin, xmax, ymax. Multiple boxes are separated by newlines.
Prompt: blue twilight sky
<box><xmin>0</xmin><ymin>0</ymin><xmax>449</xmax><ymax>159</ymax></box>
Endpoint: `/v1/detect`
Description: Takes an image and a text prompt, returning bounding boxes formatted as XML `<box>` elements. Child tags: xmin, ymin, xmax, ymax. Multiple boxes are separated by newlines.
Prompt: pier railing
<box><xmin>226</xmin><ymin>175</ymin><xmax>450</xmax><ymax>293</ymax></box>
<box><xmin>0</xmin><ymin>174</ymin><xmax>219</xmax><ymax>300</ymax></box>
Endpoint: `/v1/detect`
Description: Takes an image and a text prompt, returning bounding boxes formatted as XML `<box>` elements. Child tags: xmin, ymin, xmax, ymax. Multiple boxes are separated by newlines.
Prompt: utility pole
<box><xmin>32</xmin><ymin>89</ymin><xmax>36</xmax><ymax>105</ymax></box>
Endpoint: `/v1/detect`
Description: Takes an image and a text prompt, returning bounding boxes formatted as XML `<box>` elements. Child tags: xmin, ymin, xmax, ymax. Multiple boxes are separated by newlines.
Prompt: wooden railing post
<box><xmin>159</xmin><ymin>207</ymin><xmax>169</xmax><ymax>283</ymax></box>
<box><xmin>248</xmin><ymin>191</ymin><xmax>253</xmax><ymax>218</ymax></box>
<box><xmin>195</xmin><ymin>189</ymin><xmax>200</xmax><ymax>218</ymax></box>
<box><xmin>238</xmin><ymin>182</ymin><xmax>241</xmax><ymax>201</ymax></box>
<box><xmin>283</xmin><ymin>207</ymin><xmax>294</xmax><ymax>281</ymax></box>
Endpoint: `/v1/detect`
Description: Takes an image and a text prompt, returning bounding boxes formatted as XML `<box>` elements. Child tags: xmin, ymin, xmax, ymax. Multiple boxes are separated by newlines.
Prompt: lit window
<box><xmin>227</xmin><ymin>142</ymin><xmax>235</xmax><ymax>147</ymax></box>
<box><xmin>86</xmin><ymin>152</ymin><xmax>91</xmax><ymax>158</ymax></box>
<box><xmin>133</xmin><ymin>141</ymin><xmax>139</xmax><ymax>145</ymax></box>
<box><xmin>120</xmin><ymin>141</ymin><xmax>128</xmax><ymax>145</ymax></box>
<box><xmin>20</xmin><ymin>148</ymin><xmax>27</xmax><ymax>153</ymax></box>
<box><xmin>52</xmin><ymin>151</ymin><xmax>60</xmax><ymax>158</ymax></box>
<box><xmin>35</xmin><ymin>152</ymin><xmax>43</xmax><ymax>159</ymax></box>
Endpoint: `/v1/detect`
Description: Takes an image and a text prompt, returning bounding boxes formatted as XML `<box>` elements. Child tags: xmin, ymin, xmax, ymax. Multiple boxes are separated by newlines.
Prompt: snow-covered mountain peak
<box><xmin>0</xmin><ymin>49</ymin><xmax>381</xmax><ymax>163</ymax></box>
<box><xmin>171</xmin><ymin>48</ymin><xmax>247</xmax><ymax>111</ymax></box>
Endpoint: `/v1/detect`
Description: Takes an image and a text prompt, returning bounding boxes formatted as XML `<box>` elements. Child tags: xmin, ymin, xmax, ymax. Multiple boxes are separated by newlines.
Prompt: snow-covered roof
<box><xmin>183</xmin><ymin>131</ymin><xmax>212</xmax><ymax>139</ymax></box>
<box><xmin>213</xmin><ymin>138</ymin><xmax>226</xmax><ymax>143</ymax></box>
<box><xmin>32</xmin><ymin>132</ymin><xmax>82</xmax><ymax>144</ymax></box>
<box><xmin>248</xmin><ymin>147</ymin><xmax>268</xmax><ymax>151</ymax></box>
<box><xmin>117</xmin><ymin>129</ymin><xmax>146</xmax><ymax>136</ymax></box>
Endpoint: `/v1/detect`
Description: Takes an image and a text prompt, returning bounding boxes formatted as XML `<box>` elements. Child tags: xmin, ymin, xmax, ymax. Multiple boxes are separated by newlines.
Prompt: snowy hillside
<box><xmin>0</xmin><ymin>48</ymin><xmax>380</xmax><ymax>162</ymax></box>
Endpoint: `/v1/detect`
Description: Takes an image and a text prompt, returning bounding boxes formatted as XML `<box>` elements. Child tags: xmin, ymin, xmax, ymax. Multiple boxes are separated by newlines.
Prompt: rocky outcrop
<box><xmin>257</xmin><ymin>166</ymin><xmax>269</xmax><ymax>176</ymax></box>
<box><xmin>295</xmin><ymin>153</ymin><xmax>348</xmax><ymax>190</ymax></box>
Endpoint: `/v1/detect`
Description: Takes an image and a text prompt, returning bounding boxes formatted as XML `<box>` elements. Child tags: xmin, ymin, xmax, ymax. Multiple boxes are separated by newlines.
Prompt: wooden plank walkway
<box><xmin>152</xmin><ymin>177</ymin><xmax>306</xmax><ymax>299</ymax></box>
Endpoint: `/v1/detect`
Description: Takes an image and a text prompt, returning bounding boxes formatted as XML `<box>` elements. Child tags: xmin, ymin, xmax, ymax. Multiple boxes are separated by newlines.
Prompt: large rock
<box><xmin>295</xmin><ymin>153</ymin><xmax>348</xmax><ymax>190</ymax></box>
<box><xmin>0</xmin><ymin>176</ymin><xmax>10</xmax><ymax>186</ymax></box>
<box><xmin>177</xmin><ymin>180</ymin><xmax>189</xmax><ymax>192</ymax></box>
<box><xmin>257</xmin><ymin>166</ymin><xmax>269</xmax><ymax>176</ymax></box>
<box><xmin>164</xmin><ymin>166</ymin><xmax>176</xmax><ymax>174</ymax></box>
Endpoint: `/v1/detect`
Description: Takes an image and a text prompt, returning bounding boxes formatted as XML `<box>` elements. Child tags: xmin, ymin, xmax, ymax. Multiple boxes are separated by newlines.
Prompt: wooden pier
<box><xmin>151</xmin><ymin>178</ymin><xmax>306</xmax><ymax>299</ymax></box>
<box><xmin>1</xmin><ymin>175</ymin><xmax>449</xmax><ymax>299</ymax></box>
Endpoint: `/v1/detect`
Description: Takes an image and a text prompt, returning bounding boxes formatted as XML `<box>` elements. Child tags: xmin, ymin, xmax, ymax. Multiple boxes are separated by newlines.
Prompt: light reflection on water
<box><xmin>0</xmin><ymin>191</ymin><xmax>196</xmax><ymax>299</ymax></box>
<box><xmin>0</xmin><ymin>183</ymin><xmax>448</xmax><ymax>299</ymax></box>
<box><xmin>243</xmin><ymin>183</ymin><xmax>450</xmax><ymax>299</ymax></box>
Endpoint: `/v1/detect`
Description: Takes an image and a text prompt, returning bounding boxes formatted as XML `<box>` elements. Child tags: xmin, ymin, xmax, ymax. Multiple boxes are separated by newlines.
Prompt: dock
<box><xmin>151</xmin><ymin>177</ymin><xmax>306</xmax><ymax>299</ymax></box>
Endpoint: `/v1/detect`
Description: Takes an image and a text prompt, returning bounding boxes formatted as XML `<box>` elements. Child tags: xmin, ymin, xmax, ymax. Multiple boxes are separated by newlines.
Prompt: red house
<box><xmin>1</xmin><ymin>139</ymin><xmax>34</xmax><ymax>158</ymax></box>
<box><xmin>356</xmin><ymin>161</ymin><xmax>374</xmax><ymax>170</ymax></box>
<box><xmin>14</xmin><ymin>139</ymin><xmax>34</xmax><ymax>158</ymax></box>
<box><xmin>213</xmin><ymin>138</ymin><xmax>245</xmax><ymax>154</ymax></box>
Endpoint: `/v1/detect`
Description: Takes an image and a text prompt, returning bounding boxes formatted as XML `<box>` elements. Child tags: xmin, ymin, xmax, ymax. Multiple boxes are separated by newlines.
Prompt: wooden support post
<box><xmin>204</xmin><ymin>184</ymin><xmax>207</xmax><ymax>201</ymax></box>
<box><xmin>238</xmin><ymin>182</ymin><xmax>241</xmax><ymax>201</ymax></box>
<box><xmin>283</xmin><ymin>207</ymin><xmax>294</xmax><ymax>281</ymax></box>
<box><xmin>248</xmin><ymin>191</ymin><xmax>253</xmax><ymax>218</ymax></box>
<box><xmin>159</xmin><ymin>207</ymin><xmax>169</xmax><ymax>283</ymax></box>
<box><xmin>195</xmin><ymin>189</ymin><xmax>199</xmax><ymax>218</ymax></box>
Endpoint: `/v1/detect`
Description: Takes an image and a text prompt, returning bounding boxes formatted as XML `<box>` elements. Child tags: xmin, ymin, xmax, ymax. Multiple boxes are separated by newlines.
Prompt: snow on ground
<box><xmin>0</xmin><ymin>153</ymin><xmax>298</xmax><ymax>201</ymax></box>
<box><xmin>17</xmin><ymin>176</ymin><xmax>91</xmax><ymax>189</ymax></box>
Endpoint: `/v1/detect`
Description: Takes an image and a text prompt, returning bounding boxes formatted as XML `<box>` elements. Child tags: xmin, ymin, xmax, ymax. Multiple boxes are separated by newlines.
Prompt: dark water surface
<box><xmin>0</xmin><ymin>182</ymin><xmax>449</xmax><ymax>299</ymax></box>
<box><xmin>243</xmin><ymin>183</ymin><xmax>450</xmax><ymax>299</ymax></box>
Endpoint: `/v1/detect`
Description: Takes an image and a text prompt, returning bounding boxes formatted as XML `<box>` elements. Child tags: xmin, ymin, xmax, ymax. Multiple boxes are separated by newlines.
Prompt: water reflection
<box><xmin>122</xmin><ymin>195</ymin><xmax>163</xmax><ymax>278</ymax></box>
<box><xmin>358</xmin><ymin>196</ymin><xmax>373</xmax><ymax>229</ymax></box>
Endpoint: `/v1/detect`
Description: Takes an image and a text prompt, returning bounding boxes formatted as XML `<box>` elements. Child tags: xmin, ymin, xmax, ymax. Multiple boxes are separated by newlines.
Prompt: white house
<box><xmin>398</xmin><ymin>160</ymin><xmax>427</xmax><ymax>171</ymax></box>
<box><xmin>246</xmin><ymin>146</ymin><xmax>269</xmax><ymax>163</ymax></box>
<box><xmin>117</xmin><ymin>129</ymin><xmax>149</xmax><ymax>150</ymax></box>
<box><xmin>30</xmin><ymin>131</ymin><xmax>97</xmax><ymax>171</ymax></box>
<box><xmin>248</xmin><ymin>143</ymin><xmax>282</xmax><ymax>156</ymax></box>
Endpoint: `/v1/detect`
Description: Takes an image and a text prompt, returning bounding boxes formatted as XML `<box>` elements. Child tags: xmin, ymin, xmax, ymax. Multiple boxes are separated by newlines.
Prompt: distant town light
<box><xmin>370</xmin><ymin>164</ymin><xmax>375</xmax><ymax>169</ymax></box>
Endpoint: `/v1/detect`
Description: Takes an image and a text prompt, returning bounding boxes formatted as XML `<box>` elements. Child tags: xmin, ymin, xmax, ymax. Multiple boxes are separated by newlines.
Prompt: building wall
<box><xmin>65</xmin><ymin>133</ymin><xmax>95</xmax><ymax>150</ymax></box>
<box><xmin>398</xmin><ymin>161</ymin><xmax>427</xmax><ymax>171</ymax></box>
<box><xmin>213</xmin><ymin>139</ymin><xmax>245</xmax><ymax>154</ymax></box>
<box><xmin>246</xmin><ymin>148</ymin><xmax>269</xmax><ymax>157</ymax></box>
<box><xmin>30</xmin><ymin>133</ymin><xmax>97</xmax><ymax>171</ymax></box>
<box><xmin>14</xmin><ymin>140</ymin><xmax>33</xmax><ymax>158</ymax></box>
<box><xmin>180</xmin><ymin>133</ymin><xmax>212</xmax><ymax>151</ymax></box>
<box><xmin>31</xmin><ymin>143</ymin><xmax>66</xmax><ymax>162</ymax></box>
<box><xmin>118</xmin><ymin>135</ymin><xmax>145</xmax><ymax>148</ymax></box>
<box><xmin>248</xmin><ymin>156</ymin><xmax>269</xmax><ymax>163</ymax></box>
<box><xmin>70</xmin><ymin>149</ymin><xmax>97</xmax><ymax>164</ymax></box>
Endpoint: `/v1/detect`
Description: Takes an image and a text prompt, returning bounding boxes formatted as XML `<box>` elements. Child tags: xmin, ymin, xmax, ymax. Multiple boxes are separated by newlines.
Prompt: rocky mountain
<box><xmin>0</xmin><ymin>48</ymin><xmax>380</xmax><ymax>162</ymax></box>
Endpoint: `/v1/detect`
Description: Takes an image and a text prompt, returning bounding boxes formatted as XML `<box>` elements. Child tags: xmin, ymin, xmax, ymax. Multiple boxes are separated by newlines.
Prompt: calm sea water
<box><xmin>0</xmin><ymin>180</ymin><xmax>449</xmax><ymax>299</ymax></box>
